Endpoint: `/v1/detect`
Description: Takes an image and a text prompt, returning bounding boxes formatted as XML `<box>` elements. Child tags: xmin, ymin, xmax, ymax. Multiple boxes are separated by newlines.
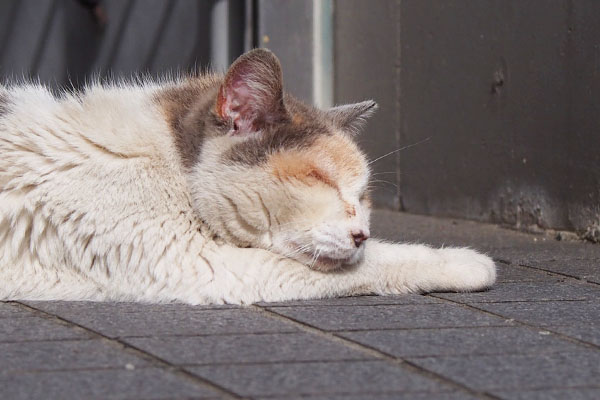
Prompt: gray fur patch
<box><xmin>223</xmin><ymin>95</ymin><xmax>333</xmax><ymax>166</ymax></box>
<box><xmin>327</xmin><ymin>100</ymin><xmax>378</xmax><ymax>134</ymax></box>
<box><xmin>155</xmin><ymin>79</ymin><xmax>223</xmax><ymax>170</ymax></box>
<box><xmin>156</xmin><ymin>79</ymin><xmax>337</xmax><ymax>170</ymax></box>
<box><xmin>0</xmin><ymin>91</ymin><xmax>10</xmax><ymax>117</ymax></box>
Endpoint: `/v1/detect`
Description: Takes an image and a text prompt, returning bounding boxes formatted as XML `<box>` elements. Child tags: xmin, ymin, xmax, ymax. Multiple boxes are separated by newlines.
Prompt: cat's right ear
<box><xmin>216</xmin><ymin>48</ymin><xmax>287</xmax><ymax>134</ymax></box>
<box><xmin>327</xmin><ymin>100</ymin><xmax>378</xmax><ymax>134</ymax></box>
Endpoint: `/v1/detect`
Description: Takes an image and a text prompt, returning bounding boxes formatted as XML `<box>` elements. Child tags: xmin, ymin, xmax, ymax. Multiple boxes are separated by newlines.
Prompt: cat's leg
<box><xmin>362</xmin><ymin>240</ymin><xmax>496</xmax><ymax>295</ymax></box>
<box><xmin>194</xmin><ymin>239</ymin><xmax>496</xmax><ymax>304</ymax></box>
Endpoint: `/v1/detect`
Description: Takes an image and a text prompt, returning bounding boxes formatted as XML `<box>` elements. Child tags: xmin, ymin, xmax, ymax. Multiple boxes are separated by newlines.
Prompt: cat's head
<box><xmin>161</xmin><ymin>49</ymin><xmax>377</xmax><ymax>271</ymax></box>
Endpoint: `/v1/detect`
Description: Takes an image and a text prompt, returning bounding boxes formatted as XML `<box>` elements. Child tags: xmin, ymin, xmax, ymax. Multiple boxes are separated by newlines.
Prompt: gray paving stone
<box><xmin>25</xmin><ymin>300</ymin><xmax>240</xmax><ymax>315</ymax></box>
<box><xmin>0</xmin><ymin>315</ymin><xmax>91</xmax><ymax>342</ymax></box>
<box><xmin>548</xmin><ymin>324</ymin><xmax>600</xmax><ymax>347</ymax></box>
<box><xmin>0</xmin><ymin>339</ymin><xmax>151</xmax><ymax>372</ymax></box>
<box><xmin>372</xmin><ymin>210</ymin><xmax>600</xmax><ymax>264</ymax></box>
<box><xmin>126</xmin><ymin>332</ymin><xmax>370</xmax><ymax>365</ymax></box>
<box><xmin>410</xmin><ymin>351</ymin><xmax>600</xmax><ymax>391</ymax></box>
<box><xmin>495</xmin><ymin>244</ymin><xmax>600</xmax><ymax>270</ymax></box>
<box><xmin>471</xmin><ymin>301</ymin><xmax>600</xmax><ymax>327</ymax></box>
<box><xmin>268</xmin><ymin>303</ymin><xmax>509</xmax><ymax>331</ymax></box>
<box><xmin>29</xmin><ymin>308</ymin><xmax>298</xmax><ymax>338</ymax></box>
<box><xmin>371</xmin><ymin>210</ymin><xmax>536</xmax><ymax>251</ymax></box>
<box><xmin>0</xmin><ymin>368</ymin><xmax>219</xmax><ymax>400</ymax></box>
<box><xmin>517</xmin><ymin>259</ymin><xmax>600</xmax><ymax>284</ymax></box>
<box><xmin>258</xmin><ymin>294</ymin><xmax>442</xmax><ymax>307</ymax></box>
<box><xmin>492</xmin><ymin>388</ymin><xmax>600</xmax><ymax>400</ymax></box>
<box><xmin>435</xmin><ymin>282</ymin><xmax>600</xmax><ymax>303</ymax></box>
<box><xmin>0</xmin><ymin>302</ymin><xmax>35</xmax><ymax>318</ymax></box>
<box><xmin>2</xmin><ymin>211</ymin><xmax>599</xmax><ymax>398</ymax></box>
<box><xmin>339</xmin><ymin>326</ymin><xmax>585</xmax><ymax>358</ymax></box>
<box><xmin>254</xmin><ymin>392</ymin><xmax>478</xmax><ymax>400</ymax></box>
<box><xmin>189</xmin><ymin>360</ymin><xmax>452</xmax><ymax>397</ymax></box>
<box><xmin>495</xmin><ymin>263</ymin><xmax>567</xmax><ymax>283</ymax></box>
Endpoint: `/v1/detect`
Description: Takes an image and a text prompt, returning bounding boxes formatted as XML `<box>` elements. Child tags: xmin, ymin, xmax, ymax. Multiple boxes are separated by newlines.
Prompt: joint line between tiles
<box><xmin>252</xmin><ymin>305</ymin><xmax>501</xmax><ymax>400</ymax></box>
<box><xmin>12</xmin><ymin>301</ymin><xmax>243</xmax><ymax>400</ymax></box>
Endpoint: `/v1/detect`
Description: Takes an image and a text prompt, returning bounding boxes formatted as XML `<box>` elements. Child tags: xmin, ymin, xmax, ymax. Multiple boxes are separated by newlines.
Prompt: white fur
<box><xmin>0</xmin><ymin>82</ymin><xmax>495</xmax><ymax>304</ymax></box>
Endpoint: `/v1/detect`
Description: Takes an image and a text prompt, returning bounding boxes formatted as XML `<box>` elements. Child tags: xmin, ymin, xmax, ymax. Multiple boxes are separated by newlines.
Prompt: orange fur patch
<box><xmin>313</xmin><ymin>135</ymin><xmax>365</xmax><ymax>179</ymax></box>
<box><xmin>269</xmin><ymin>151</ymin><xmax>337</xmax><ymax>189</ymax></box>
<box><xmin>268</xmin><ymin>133</ymin><xmax>367</xmax><ymax>194</ymax></box>
<box><xmin>292</xmin><ymin>113</ymin><xmax>304</xmax><ymax>124</ymax></box>
<box><xmin>345</xmin><ymin>203</ymin><xmax>356</xmax><ymax>217</ymax></box>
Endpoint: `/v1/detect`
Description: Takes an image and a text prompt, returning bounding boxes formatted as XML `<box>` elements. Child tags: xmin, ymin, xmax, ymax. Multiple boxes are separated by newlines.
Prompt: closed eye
<box><xmin>306</xmin><ymin>168</ymin><xmax>337</xmax><ymax>190</ymax></box>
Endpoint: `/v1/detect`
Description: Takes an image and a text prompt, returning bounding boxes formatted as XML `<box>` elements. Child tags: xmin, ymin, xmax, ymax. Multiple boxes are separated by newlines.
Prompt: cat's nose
<box><xmin>351</xmin><ymin>230</ymin><xmax>369</xmax><ymax>247</ymax></box>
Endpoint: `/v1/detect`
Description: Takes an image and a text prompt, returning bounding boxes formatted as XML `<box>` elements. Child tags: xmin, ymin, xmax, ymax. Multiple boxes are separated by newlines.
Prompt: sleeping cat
<box><xmin>0</xmin><ymin>49</ymin><xmax>495</xmax><ymax>304</ymax></box>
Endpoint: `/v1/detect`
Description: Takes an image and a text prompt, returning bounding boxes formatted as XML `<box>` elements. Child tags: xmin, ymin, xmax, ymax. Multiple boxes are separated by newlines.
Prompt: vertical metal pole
<box><xmin>211</xmin><ymin>0</ymin><xmax>230</xmax><ymax>72</ymax></box>
<box><xmin>243</xmin><ymin>0</ymin><xmax>256</xmax><ymax>51</ymax></box>
<box><xmin>253</xmin><ymin>0</ymin><xmax>332</xmax><ymax>105</ymax></box>
<box><xmin>313</xmin><ymin>0</ymin><xmax>333</xmax><ymax>108</ymax></box>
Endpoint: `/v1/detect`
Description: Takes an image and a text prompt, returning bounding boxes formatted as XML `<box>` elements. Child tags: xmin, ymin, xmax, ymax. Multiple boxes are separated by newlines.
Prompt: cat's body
<box><xmin>0</xmin><ymin>49</ymin><xmax>495</xmax><ymax>304</ymax></box>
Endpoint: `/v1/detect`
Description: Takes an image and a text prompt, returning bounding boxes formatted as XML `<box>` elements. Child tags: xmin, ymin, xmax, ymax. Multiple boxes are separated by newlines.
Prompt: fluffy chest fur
<box><xmin>0</xmin><ymin>82</ymin><xmax>211</xmax><ymax>301</ymax></box>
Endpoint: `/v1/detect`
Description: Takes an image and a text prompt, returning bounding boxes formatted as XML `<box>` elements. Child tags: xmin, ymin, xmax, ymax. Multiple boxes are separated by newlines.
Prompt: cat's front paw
<box><xmin>438</xmin><ymin>247</ymin><xmax>496</xmax><ymax>292</ymax></box>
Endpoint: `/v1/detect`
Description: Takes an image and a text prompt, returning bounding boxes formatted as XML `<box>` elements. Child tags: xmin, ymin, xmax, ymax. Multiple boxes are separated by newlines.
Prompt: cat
<box><xmin>0</xmin><ymin>49</ymin><xmax>496</xmax><ymax>304</ymax></box>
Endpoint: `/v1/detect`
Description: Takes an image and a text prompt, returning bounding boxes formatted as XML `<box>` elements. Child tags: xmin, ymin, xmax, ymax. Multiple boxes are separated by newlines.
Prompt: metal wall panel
<box><xmin>399</xmin><ymin>0</ymin><xmax>600</xmax><ymax>233</ymax></box>
<box><xmin>256</xmin><ymin>0</ymin><xmax>314</xmax><ymax>103</ymax></box>
<box><xmin>565</xmin><ymin>0</ymin><xmax>600</xmax><ymax>236</ymax></box>
<box><xmin>334</xmin><ymin>0</ymin><xmax>600</xmax><ymax>235</ymax></box>
<box><xmin>334</xmin><ymin>0</ymin><xmax>400</xmax><ymax>210</ymax></box>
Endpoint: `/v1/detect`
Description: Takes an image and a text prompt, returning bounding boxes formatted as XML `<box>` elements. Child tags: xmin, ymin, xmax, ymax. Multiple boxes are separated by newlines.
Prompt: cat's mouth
<box><xmin>280</xmin><ymin>239</ymin><xmax>363</xmax><ymax>272</ymax></box>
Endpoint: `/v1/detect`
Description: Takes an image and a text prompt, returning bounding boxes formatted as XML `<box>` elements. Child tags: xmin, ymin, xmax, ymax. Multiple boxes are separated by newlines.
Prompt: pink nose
<box><xmin>352</xmin><ymin>231</ymin><xmax>369</xmax><ymax>247</ymax></box>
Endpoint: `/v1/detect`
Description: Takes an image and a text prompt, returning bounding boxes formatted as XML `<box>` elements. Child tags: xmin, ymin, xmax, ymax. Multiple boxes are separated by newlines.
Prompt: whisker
<box><xmin>309</xmin><ymin>249</ymin><xmax>321</xmax><ymax>269</ymax></box>
<box><xmin>368</xmin><ymin>180</ymin><xmax>399</xmax><ymax>190</ymax></box>
<box><xmin>366</xmin><ymin>184</ymin><xmax>398</xmax><ymax>196</ymax></box>
<box><xmin>278</xmin><ymin>243</ymin><xmax>313</xmax><ymax>259</ymax></box>
<box><xmin>367</xmin><ymin>137</ymin><xmax>431</xmax><ymax>166</ymax></box>
<box><xmin>370</xmin><ymin>171</ymin><xmax>397</xmax><ymax>176</ymax></box>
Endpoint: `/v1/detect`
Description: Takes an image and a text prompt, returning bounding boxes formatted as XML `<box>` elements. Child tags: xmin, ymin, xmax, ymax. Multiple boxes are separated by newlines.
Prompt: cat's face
<box><xmin>162</xmin><ymin>49</ymin><xmax>377</xmax><ymax>271</ymax></box>
<box><xmin>265</xmin><ymin>131</ymin><xmax>372</xmax><ymax>271</ymax></box>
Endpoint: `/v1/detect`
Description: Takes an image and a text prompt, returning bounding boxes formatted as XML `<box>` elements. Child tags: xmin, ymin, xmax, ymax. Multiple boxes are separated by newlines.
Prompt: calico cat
<box><xmin>0</xmin><ymin>49</ymin><xmax>495</xmax><ymax>304</ymax></box>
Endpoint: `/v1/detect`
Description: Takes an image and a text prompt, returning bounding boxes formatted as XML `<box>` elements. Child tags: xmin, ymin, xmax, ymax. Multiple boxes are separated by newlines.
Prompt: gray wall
<box><xmin>256</xmin><ymin>0</ymin><xmax>315</xmax><ymax>103</ymax></box>
<box><xmin>0</xmin><ymin>0</ymin><xmax>238</xmax><ymax>89</ymax></box>
<box><xmin>334</xmin><ymin>0</ymin><xmax>600</xmax><ymax>237</ymax></box>
<box><xmin>2</xmin><ymin>0</ymin><xmax>599</xmax><ymax>236</ymax></box>
<box><xmin>334</xmin><ymin>0</ymin><xmax>400</xmax><ymax>210</ymax></box>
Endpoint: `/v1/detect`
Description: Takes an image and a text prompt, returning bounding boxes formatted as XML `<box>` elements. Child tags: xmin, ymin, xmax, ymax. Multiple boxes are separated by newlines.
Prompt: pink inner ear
<box><xmin>219</xmin><ymin>78</ymin><xmax>259</xmax><ymax>133</ymax></box>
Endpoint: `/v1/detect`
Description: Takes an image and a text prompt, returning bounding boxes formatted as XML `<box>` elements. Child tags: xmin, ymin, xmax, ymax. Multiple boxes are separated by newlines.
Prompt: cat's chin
<box><xmin>310</xmin><ymin>255</ymin><xmax>346</xmax><ymax>272</ymax></box>
<box><xmin>292</xmin><ymin>250</ymin><xmax>364</xmax><ymax>272</ymax></box>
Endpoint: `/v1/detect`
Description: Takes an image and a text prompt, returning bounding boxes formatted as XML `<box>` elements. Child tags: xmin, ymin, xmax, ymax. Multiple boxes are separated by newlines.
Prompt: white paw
<box><xmin>438</xmin><ymin>247</ymin><xmax>496</xmax><ymax>292</ymax></box>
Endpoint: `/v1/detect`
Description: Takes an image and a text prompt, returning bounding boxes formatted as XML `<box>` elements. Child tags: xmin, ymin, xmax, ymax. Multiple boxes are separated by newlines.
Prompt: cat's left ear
<box><xmin>327</xmin><ymin>100</ymin><xmax>378</xmax><ymax>134</ymax></box>
<box><xmin>216</xmin><ymin>48</ymin><xmax>287</xmax><ymax>134</ymax></box>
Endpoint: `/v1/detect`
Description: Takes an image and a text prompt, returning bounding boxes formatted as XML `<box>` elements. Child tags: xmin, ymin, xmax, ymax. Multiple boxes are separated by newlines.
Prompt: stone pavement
<box><xmin>1</xmin><ymin>210</ymin><xmax>600</xmax><ymax>400</ymax></box>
